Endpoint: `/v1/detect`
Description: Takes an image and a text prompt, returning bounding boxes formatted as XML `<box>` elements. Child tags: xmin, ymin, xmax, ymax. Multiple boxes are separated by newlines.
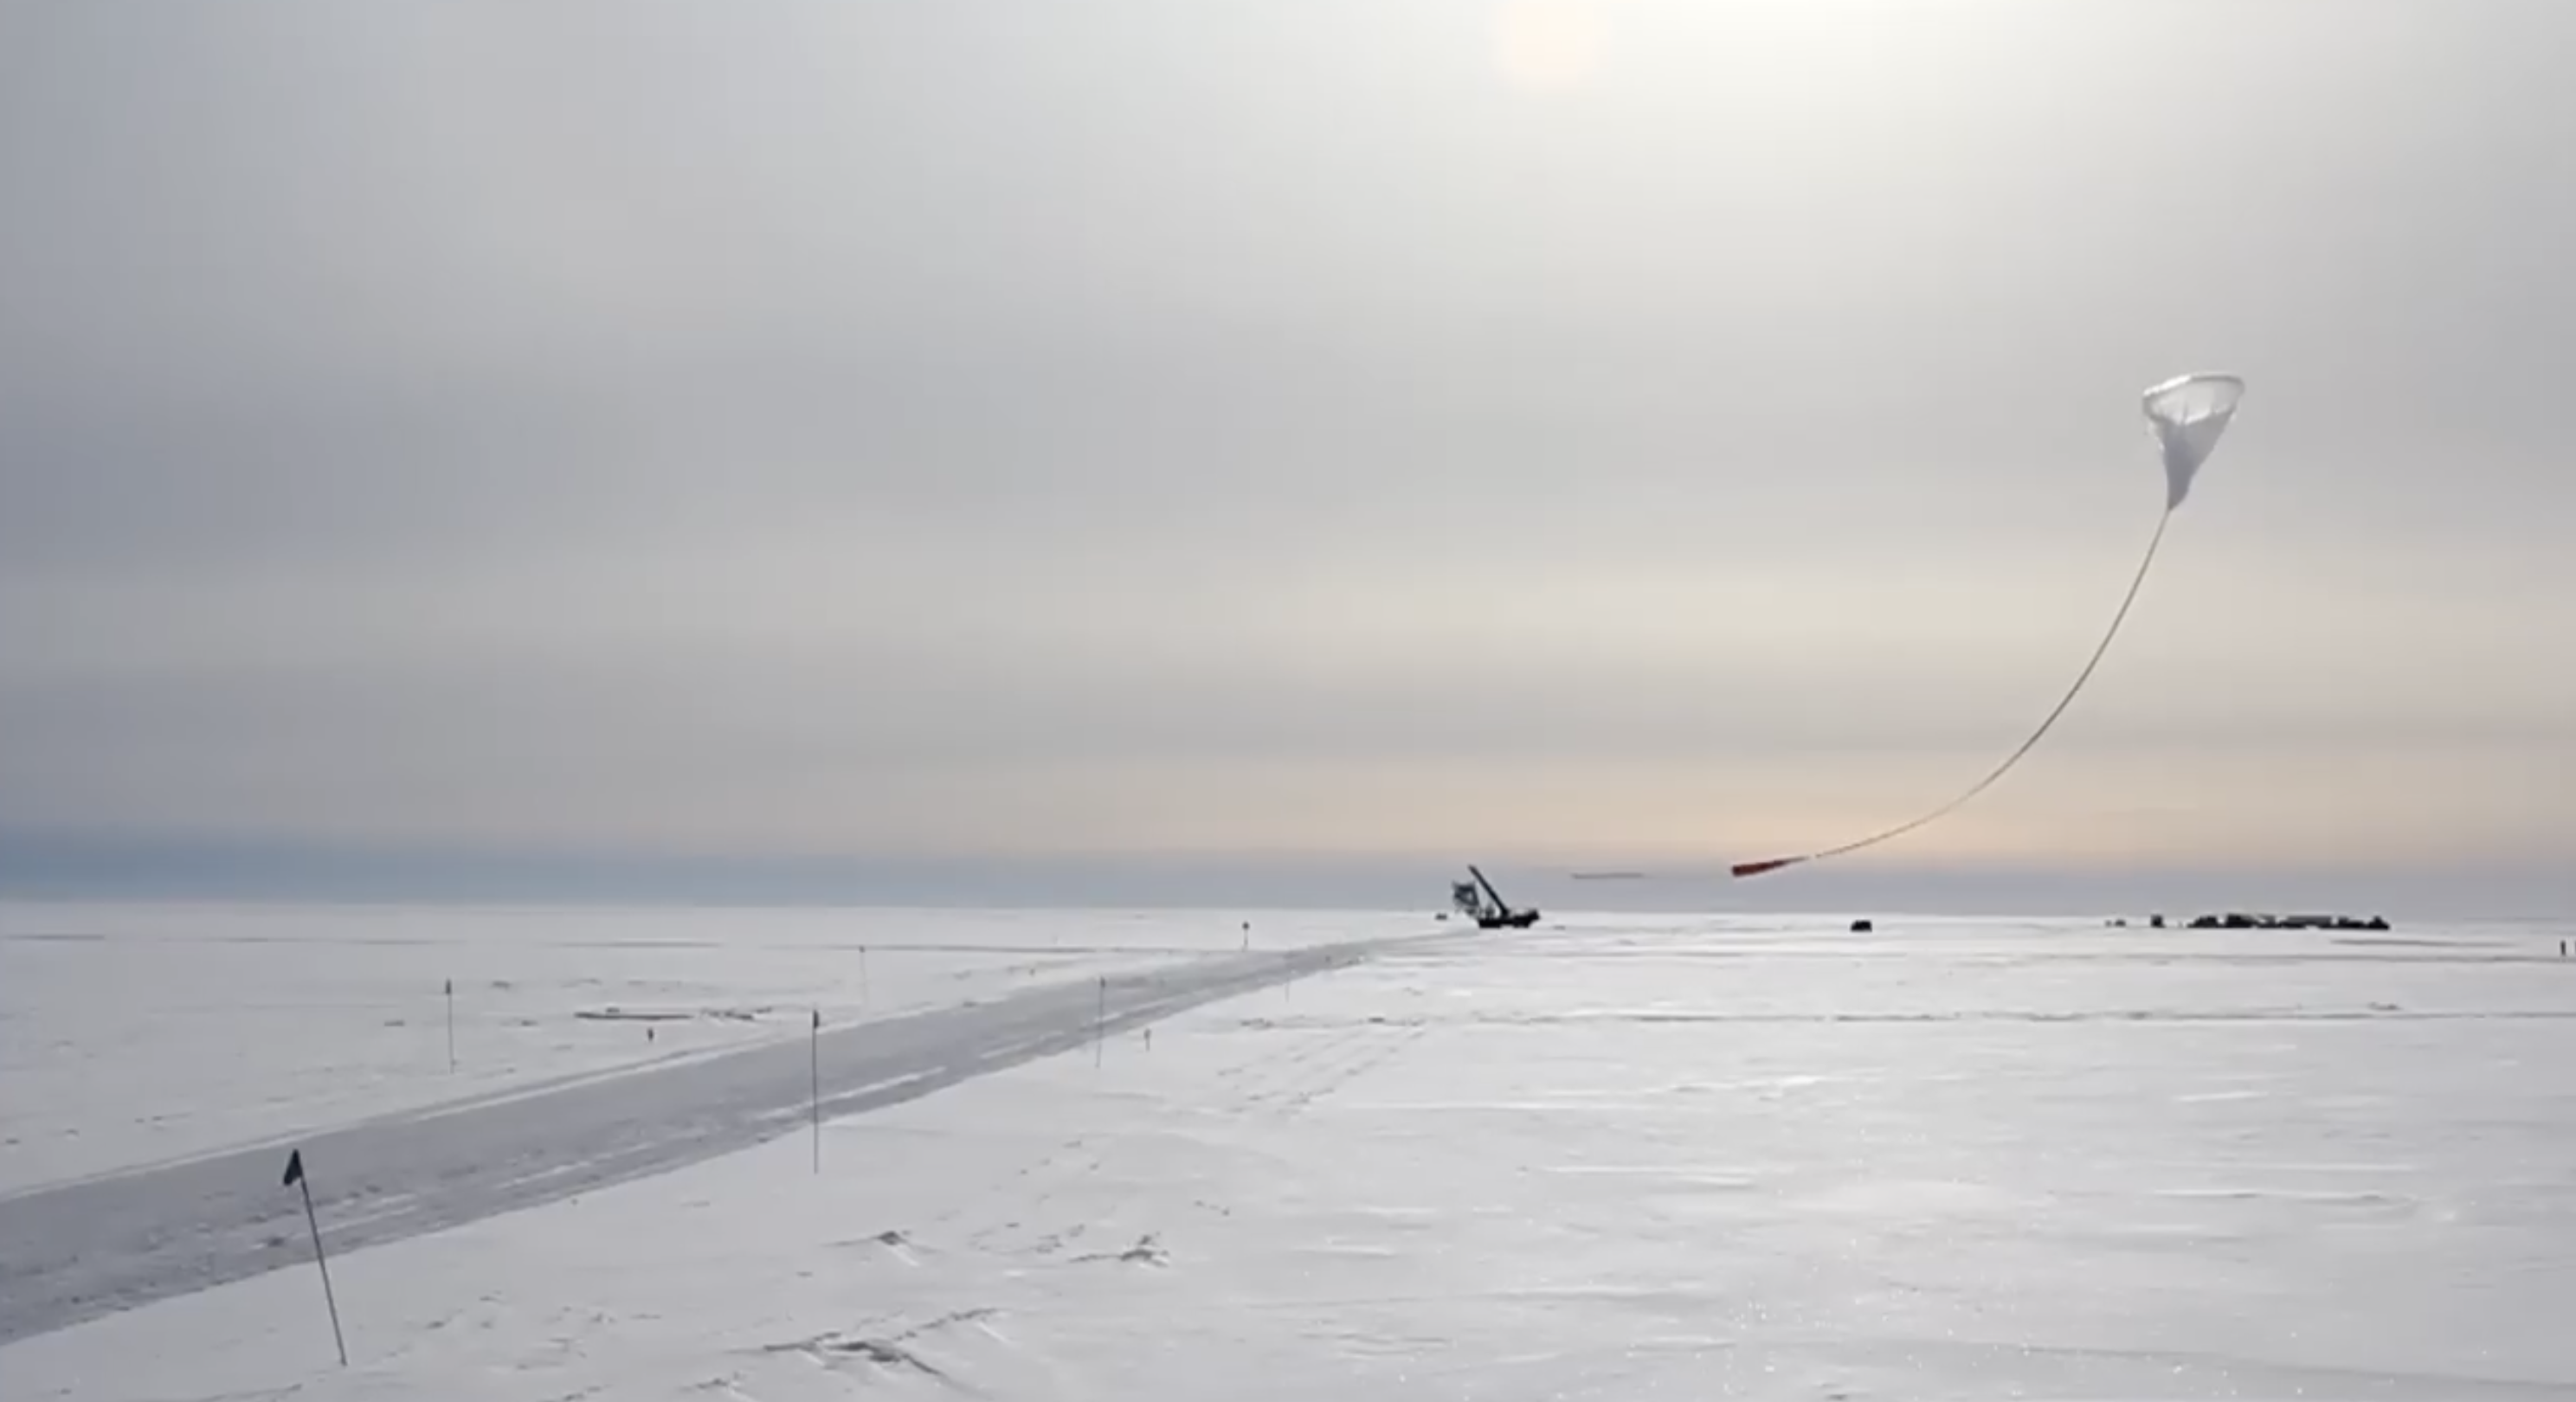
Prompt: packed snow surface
<box><xmin>9</xmin><ymin>910</ymin><xmax>2576</xmax><ymax>1400</ymax></box>
<box><xmin>0</xmin><ymin>903</ymin><xmax>1373</xmax><ymax>1193</ymax></box>
<box><xmin>0</xmin><ymin>929</ymin><xmax>1381</xmax><ymax>1341</ymax></box>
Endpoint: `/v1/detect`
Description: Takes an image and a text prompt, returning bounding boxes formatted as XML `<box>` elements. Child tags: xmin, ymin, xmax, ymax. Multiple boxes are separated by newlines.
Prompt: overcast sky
<box><xmin>3</xmin><ymin>0</ymin><xmax>2570</xmax><ymax>901</ymax></box>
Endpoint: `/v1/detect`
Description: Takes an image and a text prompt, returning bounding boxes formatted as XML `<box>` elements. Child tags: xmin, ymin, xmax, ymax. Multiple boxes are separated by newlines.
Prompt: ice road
<box><xmin>0</xmin><ymin>935</ymin><xmax>1388</xmax><ymax>1346</ymax></box>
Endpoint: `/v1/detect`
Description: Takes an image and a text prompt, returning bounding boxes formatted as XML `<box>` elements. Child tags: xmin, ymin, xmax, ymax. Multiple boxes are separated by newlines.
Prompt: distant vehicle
<box><xmin>1451</xmin><ymin>865</ymin><xmax>1539</xmax><ymax>929</ymax></box>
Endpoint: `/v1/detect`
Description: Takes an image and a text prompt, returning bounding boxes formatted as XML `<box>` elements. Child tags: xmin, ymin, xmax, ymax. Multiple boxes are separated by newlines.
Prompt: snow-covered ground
<box><xmin>0</xmin><ymin>903</ymin><xmax>1388</xmax><ymax>1194</ymax></box>
<box><xmin>11</xmin><ymin>911</ymin><xmax>2576</xmax><ymax>1399</ymax></box>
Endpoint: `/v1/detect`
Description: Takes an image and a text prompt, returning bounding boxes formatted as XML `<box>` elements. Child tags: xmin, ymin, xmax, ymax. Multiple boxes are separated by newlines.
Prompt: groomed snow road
<box><xmin>0</xmin><ymin>935</ymin><xmax>1400</xmax><ymax>1346</ymax></box>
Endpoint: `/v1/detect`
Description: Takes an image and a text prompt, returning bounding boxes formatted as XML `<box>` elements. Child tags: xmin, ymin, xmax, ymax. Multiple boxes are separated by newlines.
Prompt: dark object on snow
<box><xmin>1452</xmin><ymin>865</ymin><xmax>1539</xmax><ymax>929</ymax></box>
<box><xmin>2186</xmin><ymin>911</ymin><xmax>2392</xmax><ymax>931</ymax></box>
<box><xmin>2148</xmin><ymin>914</ymin><xmax>2167</xmax><ymax>929</ymax></box>
<box><xmin>1850</xmin><ymin>918</ymin><xmax>1874</xmax><ymax>933</ymax></box>
<box><xmin>280</xmin><ymin>1149</ymin><xmax>347</xmax><ymax>1366</ymax></box>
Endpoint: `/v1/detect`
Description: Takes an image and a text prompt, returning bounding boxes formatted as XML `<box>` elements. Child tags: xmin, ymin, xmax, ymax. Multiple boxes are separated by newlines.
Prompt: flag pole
<box><xmin>809</xmin><ymin>1008</ymin><xmax>821</xmax><ymax>1174</ymax></box>
<box><xmin>284</xmin><ymin>1149</ymin><xmax>347</xmax><ymax>1367</ymax></box>
<box><xmin>444</xmin><ymin>979</ymin><xmax>456</xmax><ymax>1072</ymax></box>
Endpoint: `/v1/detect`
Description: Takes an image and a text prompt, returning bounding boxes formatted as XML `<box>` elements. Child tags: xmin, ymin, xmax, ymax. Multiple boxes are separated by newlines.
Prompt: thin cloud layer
<box><xmin>3</xmin><ymin>1</ymin><xmax>2570</xmax><ymax>886</ymax></box>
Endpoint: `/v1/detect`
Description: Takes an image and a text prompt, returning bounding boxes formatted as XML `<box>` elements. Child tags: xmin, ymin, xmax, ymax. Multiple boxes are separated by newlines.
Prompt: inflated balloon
<box><xmin>2144</xmin><ymin>371</ymin><xmax>2244</xmax><ymax>510</ymax></box>
<box><xmin>1730</xmin><ymin>373</ymin><xmax>2244</xmax><ymax>881</ymax></box>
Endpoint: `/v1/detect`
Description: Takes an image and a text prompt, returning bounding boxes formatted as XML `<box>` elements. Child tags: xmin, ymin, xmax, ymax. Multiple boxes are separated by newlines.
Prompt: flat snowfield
<box><xmin>10</xmin><ymin>911</ymin><xmax>2576</xmax><ymax>1400</ymax></box>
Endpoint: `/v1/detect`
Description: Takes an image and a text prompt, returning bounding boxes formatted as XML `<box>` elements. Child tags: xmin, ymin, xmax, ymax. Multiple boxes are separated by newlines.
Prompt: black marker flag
<box><xmin>809</xmin><ymin>1008</ymin><xmax>822</xmax><ymax>1174</ymax></box>
<box><xmin>282</xmin><ymin>1149</ymin><xmax>347</xmax><ymax>1366</ymax></box>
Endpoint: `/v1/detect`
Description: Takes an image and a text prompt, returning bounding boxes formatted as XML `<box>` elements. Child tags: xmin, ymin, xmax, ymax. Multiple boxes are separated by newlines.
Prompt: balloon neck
<box><xmin>2162</xmin><ymin>446</ymin><xmax>2200</xmax><ymax>510</ymax></box>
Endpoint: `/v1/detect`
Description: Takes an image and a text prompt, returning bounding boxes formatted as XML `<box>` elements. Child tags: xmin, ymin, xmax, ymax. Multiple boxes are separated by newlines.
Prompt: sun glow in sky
<box><xmin>1491</xmin><ymin>1</ymin><xmax>1607</xmax><ymax>93</ymax></box>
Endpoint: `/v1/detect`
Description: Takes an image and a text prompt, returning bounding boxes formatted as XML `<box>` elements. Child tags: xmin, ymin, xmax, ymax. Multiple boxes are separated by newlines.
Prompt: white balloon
<box><xmin>1731</xmin><ymin>373</ymin><xmax>2248</xmax><ymax>880</ymax></box>
<box><xmin>2142</xmin><ymin>371</ymin><xmax>2245</xmax><ymax>510</ymax></box>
